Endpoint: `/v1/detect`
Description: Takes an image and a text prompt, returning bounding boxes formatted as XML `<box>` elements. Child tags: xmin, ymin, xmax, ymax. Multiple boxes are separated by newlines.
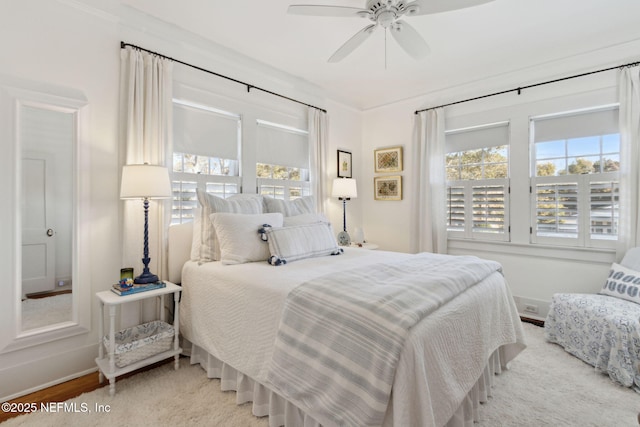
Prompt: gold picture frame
<box><xmin>374</xmin><ymin>146</ymin><xmax>403</xmax><ymax>173</ymax></box>
<box><xmin>374</xmin><ymin>175</ymin><xmax>402</xmax><ymax>201</ymax></box>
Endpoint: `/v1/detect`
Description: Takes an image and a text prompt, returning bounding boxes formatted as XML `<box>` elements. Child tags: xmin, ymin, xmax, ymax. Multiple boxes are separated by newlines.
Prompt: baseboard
<box><xmin>521</xmin><ymin>316</ymin><xmax>544</xmax><ymax>327</ymax></box>
<box><xmin>0</xmin><ymin>343</ymin><xmax>98</xmax><ymax>402</ymax></box>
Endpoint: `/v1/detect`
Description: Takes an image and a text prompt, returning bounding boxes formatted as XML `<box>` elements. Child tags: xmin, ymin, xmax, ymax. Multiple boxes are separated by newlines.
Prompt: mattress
<box><xmin>179</xmin><ymin>248</ymin><xmax>526</xmax><ymax>426</ymax></box>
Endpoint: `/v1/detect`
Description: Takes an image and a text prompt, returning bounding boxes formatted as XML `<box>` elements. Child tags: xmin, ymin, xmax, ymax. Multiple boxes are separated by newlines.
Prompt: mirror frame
<box><xmin>0</xmin><ymin>75</ymin><xmax>91</xmax><ymax>353</ymax></box>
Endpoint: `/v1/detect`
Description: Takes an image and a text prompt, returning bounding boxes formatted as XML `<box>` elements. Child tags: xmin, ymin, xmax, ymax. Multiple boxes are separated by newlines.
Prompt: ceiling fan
<box><xmin>288</xmin><ymin>0</ymin><xmax>494</xmax><ymax>63</ymax></box>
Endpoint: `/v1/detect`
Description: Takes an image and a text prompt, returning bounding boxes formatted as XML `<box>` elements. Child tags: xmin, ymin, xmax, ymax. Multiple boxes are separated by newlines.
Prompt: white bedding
<box><xmin>179</xmin><ymin>248</ymin><xmax>526</xmax><ymax>427</ymax></box>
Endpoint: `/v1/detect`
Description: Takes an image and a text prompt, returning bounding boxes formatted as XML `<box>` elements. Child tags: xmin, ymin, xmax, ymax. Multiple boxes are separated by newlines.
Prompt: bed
<box><xmin>168</xmin><ymin>194</ymin><xmax>525</xmax><ymax>427</ymax></box>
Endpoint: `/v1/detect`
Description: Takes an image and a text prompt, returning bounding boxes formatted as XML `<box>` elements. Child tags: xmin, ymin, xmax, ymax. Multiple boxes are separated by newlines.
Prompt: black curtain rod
<box><xmin>121</xmin><ymin>42</ymin><xmax>327</xmax><ymax>113</ymax></box>
<box><xmin>414</xmin><ymin>60</ymin><xmax>640</xmax><ymax>115</ymax></box>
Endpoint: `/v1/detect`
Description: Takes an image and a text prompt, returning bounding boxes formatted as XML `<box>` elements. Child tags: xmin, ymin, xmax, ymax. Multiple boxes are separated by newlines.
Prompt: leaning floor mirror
<box><xmin>0</xmin><ymin>75</ymin><xmax>91</xmax><ymax>353</ymax></box>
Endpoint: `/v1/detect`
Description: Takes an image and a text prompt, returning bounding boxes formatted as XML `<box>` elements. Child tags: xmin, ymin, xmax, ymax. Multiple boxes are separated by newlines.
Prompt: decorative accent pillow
<box><xmin>264</xmin><ymin>222</ymin><xmax>342</xmax><ymax>266</ymax></box>
<box><xmin>211</xmin><ymin>212</ymin><xmax>284</xmax><ymax>265</ymax></box>
<box><xmin>264</xmin><ymin>195</ymin><xmax>315</xmax><ymax>217</ymax></box>
<box><xmin>599</xmin><ymin>263</ymin><xmax>640</xmax><ymax>304</ymax></box>
<box><xmin>195</xmin><ymin>190</ymin><xmax>264</xmax><ymax>262</ymax></box>
<box><xmin>283</xmin><ymin>212</ymin><xmax>329</xmax><ymax>227</ymax></box>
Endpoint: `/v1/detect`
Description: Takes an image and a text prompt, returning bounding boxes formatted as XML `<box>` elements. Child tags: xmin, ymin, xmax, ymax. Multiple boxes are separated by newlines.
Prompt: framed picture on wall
<box><xmin>337</xmin><ymin>150</ymin><xmax>352</xmax><ymax>178</ymax></box>
<box><xmin>374</xmin><ymin>146</ymin><xmax>403</xmax><ymax>173</ymax></box>
<box><xmin>374</xmin><ymin>175</ymin><xmax>402</xmax><ymax>201</ymax></box>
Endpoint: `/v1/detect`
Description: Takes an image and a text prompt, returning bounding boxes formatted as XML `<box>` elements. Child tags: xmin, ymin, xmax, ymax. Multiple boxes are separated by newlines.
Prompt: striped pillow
<box><xmin>195</xmin><ymin>190</ymin><xmax>263</xmax><ymax>262</ymax></box>
<box><xmin>264</xmin><ymin>195</ymin><xmax>315</xmax><ymax>217</ymax></box>
<box><xmin>264</xmin><ymin>222</ymin><xmax>342</xmax><ymax>265</ymax></box>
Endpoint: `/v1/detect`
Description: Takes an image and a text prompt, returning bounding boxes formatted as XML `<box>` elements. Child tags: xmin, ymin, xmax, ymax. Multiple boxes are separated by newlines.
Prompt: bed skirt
<box><xmin>187</xmin><ymin>340</ymin><xmax>506</xmax><ymax>427</ymax></box>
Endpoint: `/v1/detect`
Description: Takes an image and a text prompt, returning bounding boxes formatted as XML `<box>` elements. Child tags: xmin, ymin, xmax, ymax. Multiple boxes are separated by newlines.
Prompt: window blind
<box><xmin>532</xmin><ymin>106</ymin><xmax>618</xmax><ymax>143</ymax></box>
<box><xmin>256</xmin><ymin>121</ymin><xmax>308</xmax><ymax>169</ymax></box>
<box><xmin>173</xmin><ymin>102</ymin><xmax>240</xmax><ymax>160</ymax></box>
<box><xmin>445</xmin><ymin>121</ymin><xmax>509</xmax><ymax>153</ymax></box>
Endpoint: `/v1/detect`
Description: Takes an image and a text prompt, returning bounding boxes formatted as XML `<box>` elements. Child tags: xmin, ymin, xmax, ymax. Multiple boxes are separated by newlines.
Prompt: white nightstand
<box><xmin>95</xmin><ymin>282</ymin><xmax>182</xmax><ymax>396</ymax></box>
<box><xmin>350</xmin><ymin>242</ymin><xmax>378</xmax><ymax>250</ymax></box>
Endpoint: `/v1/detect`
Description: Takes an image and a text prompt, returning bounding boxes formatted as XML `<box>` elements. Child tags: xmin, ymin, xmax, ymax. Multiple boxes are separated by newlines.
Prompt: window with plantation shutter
<box><xmin>445</xmin><ymin>122</ymin><xmax>510</xmax><ymax>241</ymax></box>
<box><xmin>256</xmin><ymin>119</ymin><xmax>310</xmax><ymax>200</ymax></box>
<box><xmin>530</xmin><ymin>105</ymin><xmax>619</xmax><ymax>248</ymax></box>
<box><xmin>171</xmin><ymin>99</ymin><xmax>241</xmax><ymax>224</ymax></box>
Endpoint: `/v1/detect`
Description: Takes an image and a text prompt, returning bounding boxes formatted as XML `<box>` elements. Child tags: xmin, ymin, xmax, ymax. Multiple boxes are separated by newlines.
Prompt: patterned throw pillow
<box><xmin>599</xmin><ymin>263</ymin><xmax>640</xmax><ymax>304</ymax></box>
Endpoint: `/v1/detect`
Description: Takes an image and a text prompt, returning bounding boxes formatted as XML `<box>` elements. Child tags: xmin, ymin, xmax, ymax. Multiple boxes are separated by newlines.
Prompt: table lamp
<box><xmin>332</xmin><ymin>178</ymin><xmax>357</xmax><ymax>246</ymax></box>
<box><xmin>120</xmin><ymin>163</ymin><xmax>171</xmax><ymax>284</ymax></box>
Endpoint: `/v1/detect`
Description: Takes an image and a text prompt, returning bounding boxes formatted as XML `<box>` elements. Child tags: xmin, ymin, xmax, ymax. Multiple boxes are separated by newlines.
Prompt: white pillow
<box><xmin>264</xmin><ymin>196</ymin><xmax>315</xmax><ymax>217</ymax></box>
<box><xmin>264</xmin><ymin>222</ymin><xmax>342</xmax><ymax>265</ymax></box>
<box><xmin>196</xmin><ymin>190</ymin><xmax>264</xmax><ymax>262</ymax></box>
<box><xmin>211</xmin><ymin>212</ymin><xmax>284</xmax><ymax>265</ymax></box>
<box><xmin>283</xmin><ymin>212</ymin><xmax>329</xmax><ymax>227</ymax></box>
<box><xmin>599</xmin><ymin>263</ymin><xmax>640</xmax><ymax>304</ymax></box>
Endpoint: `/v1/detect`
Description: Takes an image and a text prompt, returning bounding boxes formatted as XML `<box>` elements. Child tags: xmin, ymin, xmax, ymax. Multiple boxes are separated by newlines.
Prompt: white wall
<box><xmin>3</xmin><ymin>0</ymin><xmax>637</xmax><ymax>401</ymax></box>
<box><xmin>361</xmin><ymin>45</ymin><xmax>640</xmax><ymax>321</ymax></box>
<box><xmin>0</xmin><ymin>0</ymin><xmax>362</xmax><ymax>400</ymax></box>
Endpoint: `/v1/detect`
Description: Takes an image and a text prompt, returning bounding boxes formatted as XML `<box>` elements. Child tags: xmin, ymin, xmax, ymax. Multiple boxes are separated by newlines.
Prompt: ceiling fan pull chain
<box><xmin>385</xmin><ymin>29</ymin><xmax>388</xmax><ymax>70</ymax></box>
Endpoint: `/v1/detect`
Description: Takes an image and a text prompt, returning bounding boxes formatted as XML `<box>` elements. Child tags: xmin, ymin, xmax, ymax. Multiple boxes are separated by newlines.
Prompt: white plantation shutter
<box><xmin>472</xmin><ymin>182</ymin><xmax>508</xmax><ymax>234</ymax></box>
<box><xmin>589</xmin><ymin>178</ymin><xmax>619</xmax><ymax>240</ymax></box>
<box><xmin>534</xmin><ymin>180</ymin><xmax>579</xmax><ymax>239</ymax></box>
<box><xmin>530</xmin><ymin>106</ymin><xmax>620</xmax><ymax>248</ymax></box>
<box><xmin>446</xmin><ymin>185</ymin><xmax>465</xmax><ymax>232</ymax></box>
<box><xmin>445</xmin><ymin>122</ymin><xmax>510</xmax><ymax>241</ymax></box>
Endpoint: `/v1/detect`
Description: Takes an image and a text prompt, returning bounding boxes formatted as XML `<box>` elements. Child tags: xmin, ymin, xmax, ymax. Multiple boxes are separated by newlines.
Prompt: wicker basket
<box><xmin>104</xmin><ymin>320</ymin><xmax>175</xmax><ymax>368</ymax></box>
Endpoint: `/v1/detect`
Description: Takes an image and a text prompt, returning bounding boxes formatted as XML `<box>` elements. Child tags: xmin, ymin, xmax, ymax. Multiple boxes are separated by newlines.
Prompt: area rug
<box><xmin>3</xmin><ymin>323</ymin><xmax>638</xmax><ymax>426</ymax></box>
<box><xmin>21</xmin><ymin>293</ymin><xmax>72</xmax><ymax>331</ymax></box>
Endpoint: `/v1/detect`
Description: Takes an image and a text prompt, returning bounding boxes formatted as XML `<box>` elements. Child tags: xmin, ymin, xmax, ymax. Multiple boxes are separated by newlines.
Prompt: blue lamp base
<box><xmin>134</xmin><ymin>271</ymin><xmax>159</xmax><ymax>284</ymax></box>
<box><xmin>133</xmin><ymin>197</ymin><xmax>160</xmax><ymax>284</ymax></box>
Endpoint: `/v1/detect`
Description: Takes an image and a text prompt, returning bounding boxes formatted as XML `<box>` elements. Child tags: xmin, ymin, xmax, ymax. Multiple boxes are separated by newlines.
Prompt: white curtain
<box><xmin>617</xmin><ymin>65</ymin><xmax>640</xmax><ymax>260</ymax></box>
<box><xmin>309</xmin><ymin>108</ymin><xmax>328</xmax><ymax>215</ymax></box>
<box><xmin>411</xmin><ymin>108</ymin><xmax>447</xmax><ymax>254</ymax></box>
<box><xmin>120</xmin><ymin>47</ymin><xmax>173</xmax><ymax>281</ymax></box>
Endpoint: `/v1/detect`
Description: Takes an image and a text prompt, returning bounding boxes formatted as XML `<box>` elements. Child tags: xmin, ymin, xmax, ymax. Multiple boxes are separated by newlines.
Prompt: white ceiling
<box><xmin>120</xmin><ymin>0</ymin><xmax>640</xmax><ymax>110</ymax></box>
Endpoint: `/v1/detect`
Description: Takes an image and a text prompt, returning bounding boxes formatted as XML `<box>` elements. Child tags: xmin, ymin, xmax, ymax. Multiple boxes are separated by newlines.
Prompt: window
<box><xmin>445</xmin><ymin>122</ymin><xmax>510</xmax><ymax>240</ymax></box>
<box><xmin>171</xmin><ymin>99</ymin><xmax>241</xmax><ymax>224</ymax></box>
<box><xmin>530</xmin><ymin>106</ymin><xmax>619</xmax><ymax>248</ymax></box>
<box><xmin>255</xmin><ymin>119</ymin><xmax>309</xmax><ymax>200</ymax></box>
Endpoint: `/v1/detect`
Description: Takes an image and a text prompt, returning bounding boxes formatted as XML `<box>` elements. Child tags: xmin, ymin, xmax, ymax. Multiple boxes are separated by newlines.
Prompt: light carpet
<box><xmin>3</xmin><ymin>323</ymin><xmax>638</xmax><ymax>426</ymax></box>
<box><xmin>22</xmin><ymin>294</ymin><xmax>72</xmax><ymax>331</ymax></box>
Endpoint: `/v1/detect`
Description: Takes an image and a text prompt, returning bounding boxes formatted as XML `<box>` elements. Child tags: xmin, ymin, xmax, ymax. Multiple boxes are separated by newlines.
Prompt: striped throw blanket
<box><xmin>266</xmin><ymin>253</ymin><xmax>502</xmax><ymax>427</ymax></box>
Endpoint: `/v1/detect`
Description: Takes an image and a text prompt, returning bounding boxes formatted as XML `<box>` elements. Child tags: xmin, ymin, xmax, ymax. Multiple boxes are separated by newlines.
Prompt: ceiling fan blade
<box><xmin>404</xmin><ymin>0</ymin><xmax>494</xmax><ymax>16</ymax></box>
<box><xmin>390</xmin><ymin>20</ymin><xmax>430</xmax><ymax>60</ymax></box>
<box><xmin>288</xmin><ymin>5</ymin><xmax>367</xmax><ymax>17</ymax></box>
<box><xmin>328</xmin><ymin>24</ymin><xmax>377</xmax><ymax>63</ymax></box>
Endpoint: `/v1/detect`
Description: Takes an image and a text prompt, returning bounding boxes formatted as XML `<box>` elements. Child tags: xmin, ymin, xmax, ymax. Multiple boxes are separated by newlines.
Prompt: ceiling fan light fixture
<box><xmin>288</xmin><ymin>0</ymin><xmax>495</xmax><ymax>62</ymax></box>
<box><xmin>378</xmin><ymin>10</ymin><xmax>396</xmax><ymax>28</ymax></box>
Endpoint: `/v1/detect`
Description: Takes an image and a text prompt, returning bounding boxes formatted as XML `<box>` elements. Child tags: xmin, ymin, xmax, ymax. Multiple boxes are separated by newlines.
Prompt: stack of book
<box><xmin>111</xmin><ymin>281</ymin><xmax>166</xmax><ymax>296</ymax></box>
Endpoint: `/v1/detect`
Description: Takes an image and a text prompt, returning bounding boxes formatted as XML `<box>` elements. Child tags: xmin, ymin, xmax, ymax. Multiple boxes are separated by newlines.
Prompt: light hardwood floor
<box><xmin>0</xmin><ymin>358</ymin><xmax>174</xmax><ymax>423</ymax></box>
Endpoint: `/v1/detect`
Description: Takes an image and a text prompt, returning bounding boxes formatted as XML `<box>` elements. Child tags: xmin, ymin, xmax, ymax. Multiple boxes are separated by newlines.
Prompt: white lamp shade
<box><xmin>332</xmin><ymin>178</ymin><xmax>357</xmax><ymax>199</ymax></box>
<box><xmin>120</xmin><ymin>164</ymin><xmax>172</xmax><ymax>199</ymax></box>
